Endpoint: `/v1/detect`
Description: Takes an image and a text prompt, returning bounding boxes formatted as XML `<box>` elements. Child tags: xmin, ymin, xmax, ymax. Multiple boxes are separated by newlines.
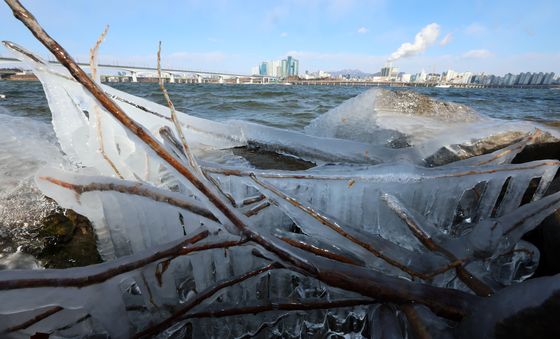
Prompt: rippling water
<box><xmin>2</xmin><ymin>81</ymin><xmax>560</xmax><ymax>128</ymax></box>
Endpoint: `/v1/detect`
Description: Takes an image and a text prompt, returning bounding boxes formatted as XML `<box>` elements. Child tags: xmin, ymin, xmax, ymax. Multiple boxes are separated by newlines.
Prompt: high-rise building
<box><xmin>529</xmin><ymin>72</ymin><xmax>545</xmax><ymax>85</ymax></box>
<box><xmin>252</xmin><ymin>56</ymin><xmax>299</xmax><ymax>78</ymax></box>
<box><xmin>270</xmin><ymin>60</ymin><xmax>282</xmax><ymax>77</ymax></box>
<box><xmin>442</xmin><ymin>69</ymin><xmax>457</xmax><ymax>82</ymax></box>
<box><xmin>543</xmin><ymin>72</ymin><xmax>555</xmax><ymax>85</ymax></box>
<box><xmin>259</xmin><ymin>62</ymin><xmax>268</xmax><ymax>76</ymax></box>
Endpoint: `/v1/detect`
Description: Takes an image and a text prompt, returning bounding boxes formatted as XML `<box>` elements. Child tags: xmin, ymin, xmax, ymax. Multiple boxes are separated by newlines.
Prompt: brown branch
<box><xmin>278</xmin><ymin>236</ymin><xmax>363</xmax><ymax>266</ymax></box>
<box><xmin>3</xmin><ymin>306</ymin><xmax>63</xmax><ymax>333</ymax></box>
<box><xmin>182</xmin><ymin>298</ymin><xmax>376</xmax><ymax>320</ymax></box>
<box><xmin>89</xmin><ymin>25</ymin><xmax>108</xmax><ymax>82</ymax></box>
<box><xmin>133</xmin><ymin>263</ymin><xmax>282</xmax><ymax>338</ymax></box>
<box><xmin>0</xmin><ymin>231</ymin><xmax>209</xmax><ymax>290</ymax></box>
<box><xmin>244</xmin><ymin>200</ymin><xmax>271</xmax><ymax>217</ymax></box>
<box><xmin>242</xmin><ymin>194</ymin><xmax>266</xmax><ymax>206</ymax></box>
<box><xmin>157</xmin><ymin>41</ymin><xmax>198</xmax><ymax>171</ymax></box>
<box><xmin>381</xmin><ymin>192</ymin><xmax>494</xmax><ymax>297</ymax></box>
<box><xmin>39</xmin><ymin>175</ymin><xmax>218</xmax><ymax>222</ymax></box>
<box><xmin>203</xmin><ymin>160</ymin><xmax>560</xmax><ymax>181</ymax></box>
<box><xmin>87</xmin><ymin>25</ymin><xmax>124</xmax><ymax>179</ymax></box>
<box><xmin>5</xmin><ymin>0</ymin><xmax>479</xmax><ymax>321</ymax></box>
<box><xmin>93</xmin><ymin>105</ymin><xmax>125</xmax><ymax>179</ymax></box>
<box><xmin>202</xmin><ymin>171</ymin><xmax>238</xmax><ymax>206</ymax></box>
<box><xmin>401</xmin><ymin>305</ymin><xmax>431</xmax><ymax>339</ymax></box>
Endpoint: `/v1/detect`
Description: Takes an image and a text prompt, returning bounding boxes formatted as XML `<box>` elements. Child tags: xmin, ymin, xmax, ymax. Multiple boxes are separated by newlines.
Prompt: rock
<box><xmin>39</xmin><ymin>213</ymin><xmax>76</xmax><ymax>244</ymax></box>
<box><xmin>35</xmin><ymin>210</ymin><xmax>102</xmax><ymax>269</ymax></box>
<box><xmin>494</xmin><ymin>291</ymin><xmax>560</xmax><ymax>339</ymax></box>
<box><xmin>512</xmin><ymin>141</ymin><xmax>560</xmax><ymax>164</ymax></box>
<box><xmin>375</xmin><ymin>89</ymin><xmax>480</xmax><ymax>122</ymax></box>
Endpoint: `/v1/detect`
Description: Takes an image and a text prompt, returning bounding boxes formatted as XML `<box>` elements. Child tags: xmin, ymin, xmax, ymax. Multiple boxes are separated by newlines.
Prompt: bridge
<box><xmin>0</xmin><ymin>56</ymin><xmax>277</xmax><ymax>84</ymax></box>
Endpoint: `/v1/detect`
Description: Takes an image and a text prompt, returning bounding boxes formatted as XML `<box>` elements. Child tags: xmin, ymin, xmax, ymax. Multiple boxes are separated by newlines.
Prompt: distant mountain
<box><xmin>328</xmin><ymin>69</ymin><xmax>379</xmax><ymax>78</ymax></box>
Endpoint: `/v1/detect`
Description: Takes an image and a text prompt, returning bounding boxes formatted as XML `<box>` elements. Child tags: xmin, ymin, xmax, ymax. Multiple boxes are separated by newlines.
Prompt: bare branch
<box><xmin>0</xmin><ymin>231</ymin><xmax>210</xmax><ymax>290</ymax></box>
<box><xmin>87</xmin><ymin>25</ymin><xmax>124</xmax><ymax>179</ymax></box>
<box><xmin>244</xmin><ymin>200</ymin><xmax>271</xmax><ymax>217</ymax></box>
<box><xmin>401</xmin><ymin>305</ymin><xmax>432</xmax><ymax>339</ymax></box>
<box><xmin>39</xmin><ymin>175</ymin><xmax>219</xmax><ymax>222</ymax></box>
<box><xmin>3</xmin><ymin>306</ymin><xmax>63</xmax><ymax>333</ymax></box>
<box><xmin>277</xmin><ymin>235</ymin><xmax>363</xmax><ymax>266</ymax></box>
<box><xmin>157</xmin><ymin>41</ymin><xmax>199</xmax><ymax>171</ymax></box>
<box><xmin>133</xmin><ymin>263</ymin><xmax>283</xmax><ymax>338</ymax></box>
<box><xmin>381</xmin><ymin>192</ymin><xmax>493</xmax><ymax>296</ymax></box>
<box><xmin>89</xmin><ymin>25</ymin><xmax>108</xmax><ymax>82</ymax></box>
<box><xmin>182</xmin><ymin>298</ymin><xmax>376</xmax><ymax>320</ymax></box>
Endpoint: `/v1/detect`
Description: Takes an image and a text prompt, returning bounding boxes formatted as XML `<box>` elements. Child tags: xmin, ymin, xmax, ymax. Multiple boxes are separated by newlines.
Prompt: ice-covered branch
<box><xmin>157</xmin><ymin>41</ymin><xmax>199</xmax><ymax>171</ymax></box>
<box><xmin>133</xmin><ymin>262</ymin><xmax>283</xmax><ymax>338</ymax></box>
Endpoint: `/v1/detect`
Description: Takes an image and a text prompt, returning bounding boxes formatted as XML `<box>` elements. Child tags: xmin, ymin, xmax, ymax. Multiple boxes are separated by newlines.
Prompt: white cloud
<box><xmin>465</xmin><ymin>23</ymin><xmax>487</xmax><ymax>35</ymax></box>
<box><xmin>439</xmin><ymin>33</ymin><xmax>453</xmax><ymax>46</ymax></box>
<box><xmin>462</xmin><ymin>49</ymin><xmax>493</xmax><ymax>58</ymax></box>
<box><xmin>280</xmin><ymin>32</ymin><xmax>288</xmax><ymax>37</ymax></box>
<box><xmin>357</xmin><ymin>27</ymin><xmax>368</xmax><ymax>34</ymax></box>
<box><xmin>387</xmin><ymin>23</ymin><xmax>440</xmax><ymax>62</ymax></box>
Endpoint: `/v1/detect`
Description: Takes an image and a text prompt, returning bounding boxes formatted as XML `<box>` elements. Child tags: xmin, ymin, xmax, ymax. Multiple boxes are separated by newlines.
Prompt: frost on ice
<box><xmin>0</xmin><ymin>39</ymin><xmax>560</xmax><ymax>339</ymax></box>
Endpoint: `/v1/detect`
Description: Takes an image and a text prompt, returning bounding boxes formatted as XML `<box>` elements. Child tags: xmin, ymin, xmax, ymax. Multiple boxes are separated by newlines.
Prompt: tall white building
<box><xmin>252</xmin><ymin>56</ymin><xmax>299</xmax><ymax>78</ymax></box>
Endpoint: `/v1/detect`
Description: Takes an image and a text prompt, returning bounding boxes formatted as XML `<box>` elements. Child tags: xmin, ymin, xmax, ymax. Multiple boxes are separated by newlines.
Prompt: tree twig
<box><xmin>133</xmin><ymin>263</ymin><xmax>283</xmax><ymax>338</ymax></box>
<box><xmin>3</xmin><ymin>306</ymin><xmax>63</xmax><ymax>333</ymax></box>
<box><xmin>0</xmin><ymin>231</ymin><xmax>212</xmax><ymax>290</ymax></box>
<box><xmin>87</xmin><ymin>25</ymin><xmax>124</xmax><ymax>179</ymax></box>
<box><xmin>157</xmin><ymin>41</ymin><xmax>198</xmax><ymax>171</ymax></box>
<box><xmin>89</xmin><ymin>25</ymin><xmax>108</xmax><ymax>82</ymax></box>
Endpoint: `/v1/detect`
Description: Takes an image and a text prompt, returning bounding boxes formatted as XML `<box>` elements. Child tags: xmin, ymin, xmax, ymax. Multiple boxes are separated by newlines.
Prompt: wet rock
<box><xmin>523</xmin><ymin>176</ymin><xmax>560</xmax><ymax>277</ymax></box>
<box><xmin>39</xmin><ymin>213</ymin><xmax>76</xmax><ymax>244</ymax></box>
<box><xmin>512</xmin><ymin>141</ymin><xmax>560</xmax><ymax>164</ymax></box>
<box><xmin>494</xmin><ymin>291</ymin><xmax>560</xmax><ymax>339</ymax></box>
<box><xmin>35</xmin><ymin>210</ymin><xmax>101</xmax><ymax>269</ymax></box>
<box><xmin>427</xmin><ymin>132</ymin><xmax>560</xmax><ymax>167</ymax></box>
<box><xmin>426</xmin><ymin>132</ymin><xmax>526</xmax><ymax>166</ymax></box>
<box><xmin>0</xmin><ymin>178</ymin><xmax>101</xmax><ymax>269</ymax></box>
<box><xmin>518</xmin><ymin>141</ymin><xmax>560</xmax><ymax>277</ymax></box>
<box><xmin>375</xmin><ymin>89</ymin><xmax>480</xmax><ymax>122</ymax></box>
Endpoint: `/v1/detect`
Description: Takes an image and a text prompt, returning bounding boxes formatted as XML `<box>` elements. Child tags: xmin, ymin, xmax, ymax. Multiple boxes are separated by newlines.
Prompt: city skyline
<box><xmin>1</xmin><ymin>1</ymin><xmax>559</xmax><ymax>75</ymax></box>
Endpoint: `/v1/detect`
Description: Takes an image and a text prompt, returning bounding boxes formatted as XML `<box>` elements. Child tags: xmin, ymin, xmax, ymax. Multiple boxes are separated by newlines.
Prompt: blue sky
<box><xmin>1</xmin><ymin>0</ymin><xmax>559</xmax><ymax>75</ymax></box>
